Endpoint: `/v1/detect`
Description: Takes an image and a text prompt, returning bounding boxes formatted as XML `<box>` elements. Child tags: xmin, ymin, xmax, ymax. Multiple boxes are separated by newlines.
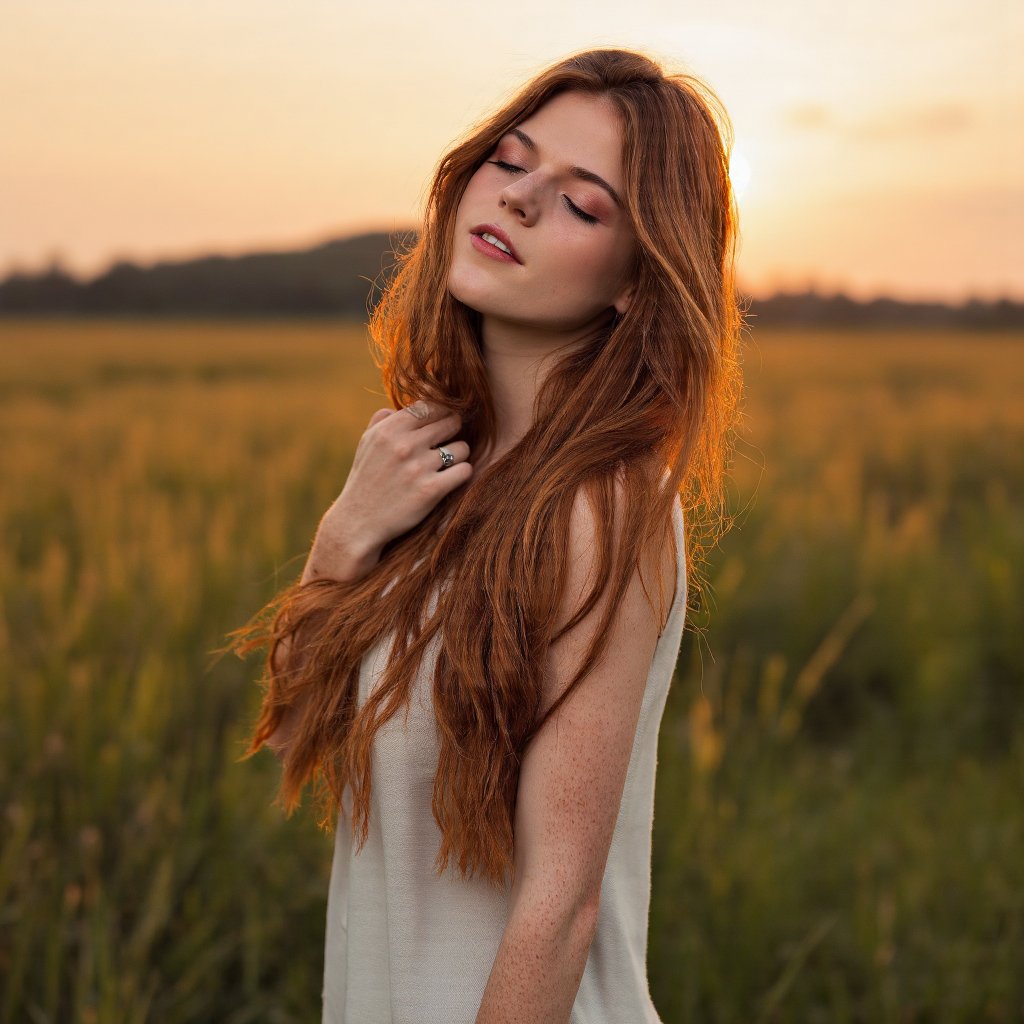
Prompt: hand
<box><xmin>315</xmin><ymin>399</ymin><xmax>472</xmax><ymax>561</ymax></box>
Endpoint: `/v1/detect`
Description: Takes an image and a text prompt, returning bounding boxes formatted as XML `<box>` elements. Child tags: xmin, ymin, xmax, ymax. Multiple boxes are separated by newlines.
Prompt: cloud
<box><xmin>849</xmin><ymin>102</ymin><xmax>975</xmax><ymax>140</ymax></box>
<box><xmin>784</xmin><ymin>101</ymin><xmax>975</xmax><ymax>139</ymax></box>
<box><xmin>784</xmin><ymin>104</ymin><xmax>833</xmax><ymax>130</ymax></box>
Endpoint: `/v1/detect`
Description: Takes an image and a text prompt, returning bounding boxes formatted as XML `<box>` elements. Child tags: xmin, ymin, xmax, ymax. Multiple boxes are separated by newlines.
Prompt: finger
<box><xmin>368</xmin><ymin>408</ymin><xmax>394</xmax><ymax>428</ymax></box>
<box><xmin>400</xmin><ymin>399</ymin><xmax>455</xmax><ymax>425</ymax></box>
<box><xmin>422</xmin><ymin>411</ymin><xmax>463</xmax><ymax>447</ymax></box>
<box><xmin>401</xmin><ymin>399</ymin><xmax>432</xmax><ymax>422</ymax></box>
<box><xmin>425</xmin><ymin>440</ymin><xmax>470</xmax><ymax>472</ymax></box>
<box><xmin>437</xmin><ymin>460</ymin><xmax>473</xmax><ymax>489</ymax></box>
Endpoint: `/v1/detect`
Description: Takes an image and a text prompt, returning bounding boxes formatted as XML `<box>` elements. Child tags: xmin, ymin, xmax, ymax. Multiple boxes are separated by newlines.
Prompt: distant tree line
<box><xmin>1</xmin><ymin>230</ymin><xmax>1021</xmax><ymax>329</ymax></box>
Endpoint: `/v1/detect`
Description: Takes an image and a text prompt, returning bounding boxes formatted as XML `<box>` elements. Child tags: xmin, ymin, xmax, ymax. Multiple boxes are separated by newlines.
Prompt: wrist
<box><xmin>302</xmin><ymin>529</ymin><xmax>382</xmax><ymax>585</ymax></box>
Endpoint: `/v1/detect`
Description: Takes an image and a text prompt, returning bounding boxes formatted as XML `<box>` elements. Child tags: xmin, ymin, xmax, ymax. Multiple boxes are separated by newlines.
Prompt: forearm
<box><xmin>474</xmin><ymin>893</ymin><xmax>599</xmax><ymax>1024</ymax></box>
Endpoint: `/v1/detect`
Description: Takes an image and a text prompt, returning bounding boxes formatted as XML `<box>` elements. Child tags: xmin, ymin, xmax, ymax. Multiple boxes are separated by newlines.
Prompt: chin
<box><xmin>447</xmin><ymin>267</ymin><xmax>496</xmax><ymax>316</ymax></box>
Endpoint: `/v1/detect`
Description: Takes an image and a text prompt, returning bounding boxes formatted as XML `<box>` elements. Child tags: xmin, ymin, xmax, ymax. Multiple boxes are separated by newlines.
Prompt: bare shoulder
<box><xmin>539</xmin><ymin>472</ymin><xmax>677</xmax><ymax>717</ymax></box>
<box><xmin>509</xmin><ymin>472</ymin><xmax>677</xmax><ymax>913</ymax></box>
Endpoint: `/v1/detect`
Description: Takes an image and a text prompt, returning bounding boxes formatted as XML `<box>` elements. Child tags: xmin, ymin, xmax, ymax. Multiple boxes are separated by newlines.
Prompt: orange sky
<box><xmin>2</xmin><ymin>0</ymin><xmax>1021</xmax><ymax>302</ymax></box>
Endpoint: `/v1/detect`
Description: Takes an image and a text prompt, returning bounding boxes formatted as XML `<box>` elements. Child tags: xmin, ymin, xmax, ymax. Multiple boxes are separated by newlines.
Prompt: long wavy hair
<box><xmin>224</xmin><ymin>46</ymin><xmax>746</xmax><ymax>890</ymax></box>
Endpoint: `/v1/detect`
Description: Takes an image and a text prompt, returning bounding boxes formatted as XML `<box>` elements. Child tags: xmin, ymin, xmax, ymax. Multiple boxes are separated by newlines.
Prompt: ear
<box><xmin>613</xmin><ymin>280</ymin><xmax>635</xmax><ymax>317</ymax></box>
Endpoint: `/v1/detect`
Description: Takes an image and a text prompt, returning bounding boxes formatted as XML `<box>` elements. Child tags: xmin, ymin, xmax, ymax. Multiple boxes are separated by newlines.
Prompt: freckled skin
<box><xmin>444</xmin><ymin>85</ymin><xmax>673</xmax><ymax>1024</ymax></box>
<box><xmin>474</xmin><ymin>480</ymin><xmax>675</xmax><ymax>1024</ymax></box>
<box><xmin>475</xmin><ymin>894</ymin><xmax>599</xmax><ymax>1023</ymax></box>
<box><xmin>448</xmin><ymin>89</ymin><xmax>636</xmax><ymax>349</ymax></box>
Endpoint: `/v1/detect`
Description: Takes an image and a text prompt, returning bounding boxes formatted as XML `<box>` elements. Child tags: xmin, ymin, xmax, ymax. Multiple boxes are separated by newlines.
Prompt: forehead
<box><xmin>506</xmin><ymin>91</ymin><xmax>623</xmax><ymax>178</ymax></box>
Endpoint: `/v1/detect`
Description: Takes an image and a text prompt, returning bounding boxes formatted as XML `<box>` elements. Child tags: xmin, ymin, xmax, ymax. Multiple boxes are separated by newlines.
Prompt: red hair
<box><xmin>225</xmin><ymin>46</ymin><xmax>746</xmax><ymax>889</ymax></box>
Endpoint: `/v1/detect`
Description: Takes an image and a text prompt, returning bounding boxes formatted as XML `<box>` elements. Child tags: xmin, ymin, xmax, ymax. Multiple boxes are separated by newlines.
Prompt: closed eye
<box><xmin>487</xmin><ymin>160</ymin><xmax>599</xmax><ymax>225</ymax></box>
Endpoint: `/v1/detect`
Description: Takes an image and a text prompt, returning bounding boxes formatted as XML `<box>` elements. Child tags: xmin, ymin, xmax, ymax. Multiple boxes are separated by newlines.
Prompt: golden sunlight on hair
<box><xmin>226</xmin><ymin>45</ymin><xmax>747</xmax><ymax>892</ymax></box>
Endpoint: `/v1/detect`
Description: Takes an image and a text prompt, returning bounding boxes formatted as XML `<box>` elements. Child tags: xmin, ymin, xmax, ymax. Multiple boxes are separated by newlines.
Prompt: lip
<box><xmin>469</xmin><ymin>223</ymin><xmax>522</xmax><ymax>264</ymax></box>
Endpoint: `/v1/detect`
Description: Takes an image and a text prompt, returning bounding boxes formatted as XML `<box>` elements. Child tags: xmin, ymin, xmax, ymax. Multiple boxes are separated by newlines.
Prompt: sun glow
<box><xmin>728</xmin><ymin>142</ymin><xmax>753</xmax><ymax>202</ymax></box>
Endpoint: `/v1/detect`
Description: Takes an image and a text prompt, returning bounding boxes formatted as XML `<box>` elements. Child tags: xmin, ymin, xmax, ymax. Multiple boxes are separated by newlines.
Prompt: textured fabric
<box><xmin>322</xmin><ymin>494</ymin><xmax>688</xmax><ymax>1024</ymax></box>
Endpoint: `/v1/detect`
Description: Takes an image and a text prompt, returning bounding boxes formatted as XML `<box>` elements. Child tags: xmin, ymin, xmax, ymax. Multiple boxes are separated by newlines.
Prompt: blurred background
<box><xmin>1</xmin><ymin>1</ymin><xmax>1022</xmax><ymax>1021</ymax></box>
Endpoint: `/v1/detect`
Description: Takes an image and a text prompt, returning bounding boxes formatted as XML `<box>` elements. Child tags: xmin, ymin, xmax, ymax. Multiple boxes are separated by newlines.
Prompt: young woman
<box><xmin>228</xmin><ymin>45</ymin><xmax>744</xmax><ymax>1024</ymax></box>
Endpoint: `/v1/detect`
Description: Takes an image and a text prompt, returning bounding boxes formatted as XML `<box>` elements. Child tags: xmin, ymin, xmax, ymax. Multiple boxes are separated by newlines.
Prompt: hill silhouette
<box><xmin>1</xmin><ymin>230</ymin><xmax>1021</xmax><ymax>329</ymax></box>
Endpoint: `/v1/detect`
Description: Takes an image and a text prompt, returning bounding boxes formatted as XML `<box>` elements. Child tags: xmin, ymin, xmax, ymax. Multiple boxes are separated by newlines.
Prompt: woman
<box><xmin>227</xmin><ymin>45</ymin><xmax>744</xmax><ymax>1024</ymax></box>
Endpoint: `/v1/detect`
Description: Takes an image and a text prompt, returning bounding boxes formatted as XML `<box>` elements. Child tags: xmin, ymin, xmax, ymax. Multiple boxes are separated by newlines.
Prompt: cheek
<box><xmin>556</xmin><ymin>238</ymin><xmax>624</xmax><ymax>291</ymax></box>
<box><xmin>458</xmin><ymin>173</ymin><xmax>488</xmax><ymax>211</ymax></box>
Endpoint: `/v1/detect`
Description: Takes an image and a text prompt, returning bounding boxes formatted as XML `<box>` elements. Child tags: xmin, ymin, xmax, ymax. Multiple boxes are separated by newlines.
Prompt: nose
<box><xmin>499</xmin><ymin>176</ymin><xmax>539</xmax><ymax>226</ymax></box>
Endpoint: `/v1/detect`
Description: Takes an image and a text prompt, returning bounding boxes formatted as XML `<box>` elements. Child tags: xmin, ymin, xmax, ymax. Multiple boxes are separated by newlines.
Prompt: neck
<box><xmin>476</xmin><ymin>312</ymin><xmax>612</xmax><ymax>469</ymax></box>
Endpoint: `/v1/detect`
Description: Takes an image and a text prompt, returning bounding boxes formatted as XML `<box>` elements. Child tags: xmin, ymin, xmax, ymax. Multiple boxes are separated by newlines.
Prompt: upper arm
<box><xmin>509</xmin><ymin>479</ymin><xmax>676</xmax><ymax>919</ymax></box>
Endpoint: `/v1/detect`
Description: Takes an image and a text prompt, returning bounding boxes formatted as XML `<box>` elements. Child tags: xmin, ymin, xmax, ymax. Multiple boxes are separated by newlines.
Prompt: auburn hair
<box><xmin>224</xmin><ymin>46</ymin><xmax>746</xmax><ymax>890</ymax></box>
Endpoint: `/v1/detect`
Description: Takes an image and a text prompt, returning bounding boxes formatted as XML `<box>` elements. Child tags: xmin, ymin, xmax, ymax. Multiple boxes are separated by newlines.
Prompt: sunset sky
<box><xmin>2</xmin><ymin>0</ymin><xmax>1021</xmax><ymax>302</ymax></box>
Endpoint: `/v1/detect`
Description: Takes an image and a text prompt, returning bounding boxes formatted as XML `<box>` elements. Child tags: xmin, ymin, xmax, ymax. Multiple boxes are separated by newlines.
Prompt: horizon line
<box><xmin>4</xmin><ymin>226</ymin><xmax>1022</xmax><ymax>308</ymax></box>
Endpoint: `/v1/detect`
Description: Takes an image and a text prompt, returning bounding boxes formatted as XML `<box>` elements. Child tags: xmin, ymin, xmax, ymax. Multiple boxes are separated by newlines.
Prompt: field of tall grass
<box><xmin>1</xmin><ymin>318</ymin><xmax>1021</xmax><ymax>1022</ymax></box>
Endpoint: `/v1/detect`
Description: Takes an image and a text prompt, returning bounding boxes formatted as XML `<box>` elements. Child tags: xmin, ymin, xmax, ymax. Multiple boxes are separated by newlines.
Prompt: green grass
<box><xmin>1</xmin><ymin>318</ymin><xmax>1021</xmax><ymax>1022</ymax></box>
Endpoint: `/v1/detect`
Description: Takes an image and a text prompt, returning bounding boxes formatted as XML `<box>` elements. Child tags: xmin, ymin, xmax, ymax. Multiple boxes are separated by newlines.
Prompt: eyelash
<box><xmin>487</xmin><ymin>160</ymin><xmax>599</xmax><ymax>224</ymax></box>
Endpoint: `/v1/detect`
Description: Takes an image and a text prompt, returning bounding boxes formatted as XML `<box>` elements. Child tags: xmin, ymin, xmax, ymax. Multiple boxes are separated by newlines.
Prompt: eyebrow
<box><xmin>502</xmin><ymin>127</ymin><xmax>623</xmax><ymax>209</ymax></box>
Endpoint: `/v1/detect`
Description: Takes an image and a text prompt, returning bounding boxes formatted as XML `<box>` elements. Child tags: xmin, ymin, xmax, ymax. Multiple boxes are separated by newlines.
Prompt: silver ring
<box><xmin>438</xmin><ymin>446</ymin><xmax>455</xmax><ymax>470</ymax></box>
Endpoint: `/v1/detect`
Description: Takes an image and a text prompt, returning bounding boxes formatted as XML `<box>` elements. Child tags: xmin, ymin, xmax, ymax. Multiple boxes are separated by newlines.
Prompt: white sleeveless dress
<box><xmin>322</xmin><ymin>494</ymin><xmax>688</xmax><ymax>1023</ymax></box>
